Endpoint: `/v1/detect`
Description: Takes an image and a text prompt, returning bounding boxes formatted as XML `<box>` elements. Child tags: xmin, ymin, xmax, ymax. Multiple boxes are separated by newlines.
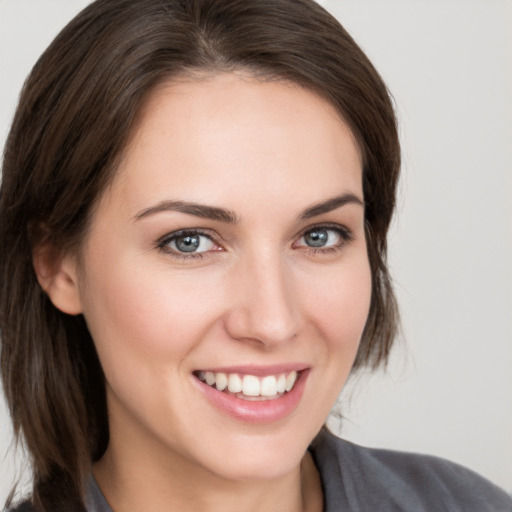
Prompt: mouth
<box><xmin>192</xmin><ymin>366</ymin><xmax>309</xmax><ymax>423</ymax></box>
<box><xmin>194</xmin><ymin>370</ymin><xmax>299</xmax><ymax>401</ymax></box>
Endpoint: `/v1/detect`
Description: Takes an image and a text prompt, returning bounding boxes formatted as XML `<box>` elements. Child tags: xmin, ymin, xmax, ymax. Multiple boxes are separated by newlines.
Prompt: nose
<box><xmin>223</xmin><ymin>251</ymin><xmax>300</xmax><ymax>347</ymax></box>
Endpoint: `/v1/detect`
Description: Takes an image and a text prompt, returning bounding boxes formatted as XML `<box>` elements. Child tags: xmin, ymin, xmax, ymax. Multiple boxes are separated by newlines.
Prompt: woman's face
<box><xmin>72</xmin><ymin>73</ymin><xmax>371</xmax><ymax>481</ymax></box>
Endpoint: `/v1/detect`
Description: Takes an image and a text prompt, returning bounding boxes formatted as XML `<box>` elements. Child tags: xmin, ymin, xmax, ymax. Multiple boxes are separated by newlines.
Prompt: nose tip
<box><xmin>223</xmin><ymin>258</ymin><xmax>299</xmax><ymax>346</ymax></box>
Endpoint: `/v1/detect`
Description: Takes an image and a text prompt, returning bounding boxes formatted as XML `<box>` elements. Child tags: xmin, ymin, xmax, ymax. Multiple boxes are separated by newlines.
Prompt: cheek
<box><xmin>300</xmin><ymin>259</ymin><xmax>372</xmax><ymax>355</ymax></box>
<box><xmin>294</xmin><ymin>256</ymin><xmax>372</xmax><ymax>430</ymax></box>
<box><xmin>78</xmin><ymin>260</ymin><xmax>230</xmax><ymax>431</ymax></box>
<box><xmin>79</xmin><ymin>258</ymin><xmax>224</xmax><ymax>378</ymax></box>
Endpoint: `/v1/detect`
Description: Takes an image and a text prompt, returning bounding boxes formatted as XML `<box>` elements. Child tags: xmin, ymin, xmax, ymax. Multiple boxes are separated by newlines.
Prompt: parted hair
<box><xmin>0</xmin><ymin>0</ymin><xmax>400</xmax><ymax>509</ymax></box>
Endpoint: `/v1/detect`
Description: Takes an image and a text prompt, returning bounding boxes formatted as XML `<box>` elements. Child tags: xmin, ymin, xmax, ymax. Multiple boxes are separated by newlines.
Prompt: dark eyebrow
<box><xmin>134</xmin><ymin>193</ymin><xmax>363</xmax><ymax>224</ymax></box>
<box><xmin>134</xmin><ymin>200</ymin><xmax>239</xmax><ymax>224</ymax></box>
<box><xmin>299</xmin><ymin>193</ymin><xmax>364</xmax><ymax>219</ymax></box>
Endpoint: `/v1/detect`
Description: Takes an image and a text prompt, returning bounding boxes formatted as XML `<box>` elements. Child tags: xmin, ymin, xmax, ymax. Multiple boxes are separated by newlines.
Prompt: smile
<box><xmin>195</xmin><ymin>370</ymin><xmax>298</xmax><ymax>401</ymax></box>
<box><xmin>193</xmin><ymin>366</ymin><xmax>309</xmax><ymax>423</ymax></box>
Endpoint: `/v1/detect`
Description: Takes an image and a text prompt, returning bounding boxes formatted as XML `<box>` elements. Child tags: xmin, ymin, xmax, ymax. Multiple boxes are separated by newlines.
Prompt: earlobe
<box><xmin>33</xmin><ymin>245</ymin><xmax>83</xmax><ymax>315</ymax></box>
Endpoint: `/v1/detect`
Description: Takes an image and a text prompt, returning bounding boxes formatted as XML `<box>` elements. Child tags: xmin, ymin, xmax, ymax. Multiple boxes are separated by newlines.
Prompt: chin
<box><xmin>211</xmin><ymin>450</ymin><xmax>303</xmax><ymax>482</ymax></box>
<box><xmin>190</xmin><ymin>426</ymin><xmax>316</xmax><ymax>482</ymax></box>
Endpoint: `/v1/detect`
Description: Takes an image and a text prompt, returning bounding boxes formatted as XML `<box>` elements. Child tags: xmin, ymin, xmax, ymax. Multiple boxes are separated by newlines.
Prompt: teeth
<box><xmin>285</xmin><ymin>371</ymin><xmax>297</xmax><ymax>392</ymax></box>
<box><xmin>197</xmin><ymin>370</ymin><xmax>300</xmax><ymax>398</ymax></box>
<box><xmin>228</xmin><ymin>374</ymin><xmax>242</xmax><ymax>393</ymax></box>
<box><xmin>276</xmin><ymin>374</ymin><xmax>286</xmax><ymax>393</ymax></box>
<box><xmin>215</xmin><ymin>372</ymin><xmax>228</xmax><ymax>391</ymax></box>
<box><xmin>261</xmin><ymin>376</ymin><xmax>277</xmax><ymax>397</ymax></box>
<box><xmin>242</xmin><ymin>375</ymin><xmax>260</xmax><ymax>396</ymax></box>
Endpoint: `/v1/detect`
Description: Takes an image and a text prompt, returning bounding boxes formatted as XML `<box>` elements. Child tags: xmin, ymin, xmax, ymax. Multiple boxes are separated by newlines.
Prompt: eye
<box><xmin>294</xmin><ymin>225</ymin><xmax>352</xmax><ymax>251</ymax></box>
<box><xmin>158</xmin><ymin>230</ymin><xmax>219</xmax><ymax>256</ymax></box>
<box><xmin>302</xmin><ymin>228</ymin><xmax>339</xmax><ymax>248</ymax></box>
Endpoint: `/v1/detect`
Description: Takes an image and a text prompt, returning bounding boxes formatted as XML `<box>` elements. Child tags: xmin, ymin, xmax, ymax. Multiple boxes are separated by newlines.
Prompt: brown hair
<box><xmin>0</xmin><ymin>0</ymin><xmax>400</xmax><ymax>509</ymax></box>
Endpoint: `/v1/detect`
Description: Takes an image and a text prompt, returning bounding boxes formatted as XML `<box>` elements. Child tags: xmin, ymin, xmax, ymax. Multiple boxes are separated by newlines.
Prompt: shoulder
<box><xmin>309</xmin><ymin>427</ymin><xmax>512</xmax><ymax>512</ymax></box>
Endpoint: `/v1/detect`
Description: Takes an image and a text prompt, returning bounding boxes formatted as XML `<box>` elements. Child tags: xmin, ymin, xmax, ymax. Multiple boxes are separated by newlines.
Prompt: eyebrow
<box><xmin>299</xmin><ymin>193</ymin><xmax>364</xmax><ymax>219</ymax></box>
<box><xmin>134</xmin><ymin>200</ymin><xmax>239</xmax><ymax>223</ymax></box>
<box><xmin>134</xmin><ymin>193</ymin><xmax>364</xmax><ymax>223</ymax></box>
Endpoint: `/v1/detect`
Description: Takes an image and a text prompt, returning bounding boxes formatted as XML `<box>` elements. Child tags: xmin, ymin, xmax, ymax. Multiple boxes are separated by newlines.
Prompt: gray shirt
<box><xmin>309</xmin><ymin>428</ymin><xmax>512</xmax><ymax>511</ymax></box>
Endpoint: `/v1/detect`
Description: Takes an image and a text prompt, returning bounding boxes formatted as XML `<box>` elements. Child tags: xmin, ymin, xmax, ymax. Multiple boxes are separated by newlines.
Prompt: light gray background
<box><xmin>1</xmin><ymin>0</ymin><xmax>511</xmax><ymax>503</ymax></box>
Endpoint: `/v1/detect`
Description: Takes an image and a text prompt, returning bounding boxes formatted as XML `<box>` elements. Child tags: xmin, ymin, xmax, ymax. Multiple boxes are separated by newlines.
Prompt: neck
<box><xmin>93</xmin><ymin>408</ymin><xmax>323</xmax><ymax>512</ymax></box>
<box><xmin>94</xmin><ymin>446</ymin><xmax>322</xmax><ymax>512</ymax></box>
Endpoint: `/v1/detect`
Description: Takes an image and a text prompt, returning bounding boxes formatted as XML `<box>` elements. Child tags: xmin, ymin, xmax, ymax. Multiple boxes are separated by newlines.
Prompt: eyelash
<box><xmin>157</xmin><ymin>229</ymin><xmax>219</xmax><ymax>260</ymax></box>
<box><xmin>156</xmin><ymin>224</ymin><xmax>354</xmax><ymax>260</ymax></box>
<box><xmin>297</xmin><ymin>224</ymin><xmax>354</xmax><ymax>255</ymax></box>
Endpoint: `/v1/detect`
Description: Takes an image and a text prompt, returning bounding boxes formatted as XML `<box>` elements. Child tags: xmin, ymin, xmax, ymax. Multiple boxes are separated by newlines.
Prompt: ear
<box><xmin>33</xmin><ymin>244</ymin><xmax>83</xmax><ymax>315</ymax></box>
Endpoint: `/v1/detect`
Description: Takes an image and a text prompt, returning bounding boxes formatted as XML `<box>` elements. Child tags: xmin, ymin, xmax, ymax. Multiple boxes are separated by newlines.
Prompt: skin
<box><xmin>40</xmin><ymin>73</ymin><xmax>371</xmax><ymax>512</ymax></box>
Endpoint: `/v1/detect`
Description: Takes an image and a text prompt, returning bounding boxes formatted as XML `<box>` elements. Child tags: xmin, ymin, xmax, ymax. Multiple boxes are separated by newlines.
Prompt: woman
<box><xmin>0</xmin><ymin>0</ymin><xmax>510</xmax><ymax>510</ymax></box>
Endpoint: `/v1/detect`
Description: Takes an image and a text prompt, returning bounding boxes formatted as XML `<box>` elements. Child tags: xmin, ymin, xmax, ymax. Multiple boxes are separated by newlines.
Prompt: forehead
<box><xmin>104</xmin><ymin>73</ymin><xmax>363</xmax><ymax>219</ymax></box>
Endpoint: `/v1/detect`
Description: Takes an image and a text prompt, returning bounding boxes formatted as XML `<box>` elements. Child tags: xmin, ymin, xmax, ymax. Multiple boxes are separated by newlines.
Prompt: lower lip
<box><xmin>194</xmin><ymin>370</ymin><xmax>310</xmax><ymax>424</ymax></box>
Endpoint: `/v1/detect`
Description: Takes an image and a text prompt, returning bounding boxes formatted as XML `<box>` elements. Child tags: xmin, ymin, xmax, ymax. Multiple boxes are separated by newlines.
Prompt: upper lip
<box><xmin>193</xmin><ymin>364</ymin><xmax>309</xmax><ymax>377</ymax></box>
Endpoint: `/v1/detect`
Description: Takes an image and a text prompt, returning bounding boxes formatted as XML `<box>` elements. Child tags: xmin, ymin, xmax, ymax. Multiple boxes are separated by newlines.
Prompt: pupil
<box><xmin>306</xmin><ymin>229</ymin><xmax>328</xmax><ymax>247</ymax></box>
<box><xmin>177</xmin><ymin>235</ymin><xmax>200</xmax><ymax>252</ymax></box>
